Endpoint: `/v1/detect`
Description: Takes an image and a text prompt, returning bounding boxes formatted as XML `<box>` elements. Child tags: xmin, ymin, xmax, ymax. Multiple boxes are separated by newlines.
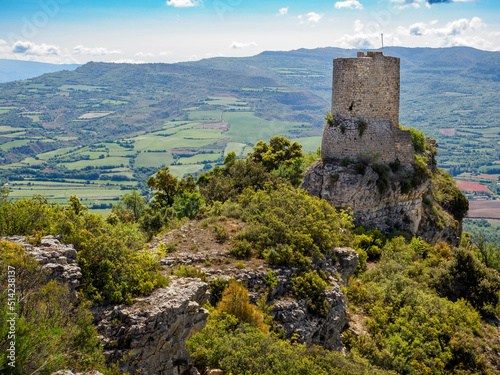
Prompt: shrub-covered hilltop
<box><xmin>1</xmin><ymin>134</ymin><xmax>500</xmax><ymax>375</ymax></box>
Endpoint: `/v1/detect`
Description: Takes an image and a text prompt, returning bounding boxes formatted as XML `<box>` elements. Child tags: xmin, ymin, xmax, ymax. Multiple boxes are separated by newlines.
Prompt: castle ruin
<box><xmin>321</xmin><ymin>51</ymin><xmax>414</xmax><ymax>165</ymax></box>
<box><xmin>302</xmin><ymin>51</ymin><xmax>464</xmax><ymax>244</ymax></box>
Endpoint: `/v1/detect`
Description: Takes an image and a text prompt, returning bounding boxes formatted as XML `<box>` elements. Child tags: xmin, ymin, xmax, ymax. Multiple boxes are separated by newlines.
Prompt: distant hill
<box><xmin>0</xmin><ymin>46</ymin><xmax>499</xmax><ymax>207</ymax></box>
<box><xmin>0</xmin><ymin>59</ymin><xmax>80</xmax><ymax>83</ymax></box>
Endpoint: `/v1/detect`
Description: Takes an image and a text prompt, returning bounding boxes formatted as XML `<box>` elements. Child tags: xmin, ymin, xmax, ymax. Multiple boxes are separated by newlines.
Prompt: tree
<box><xmin>248</xmin><ymin>136</ymin><xmax>303</xmax><ymax>172</ymax></box>
<box><xmin>147</xmin><ymin>167</ymin><xmax>197</xmax><ymax>209</ymax></box>
<box><xmin>120</xmin><ymin>190</ymin><xmax>147</xmax><ymax>220</ymax></box>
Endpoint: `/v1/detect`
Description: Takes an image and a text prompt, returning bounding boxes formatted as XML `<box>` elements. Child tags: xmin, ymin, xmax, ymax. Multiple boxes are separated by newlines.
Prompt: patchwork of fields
<box><xmin>1</xmin><ymin>93</ymin><xmax>319</xmax><ymax>210</ymax></box>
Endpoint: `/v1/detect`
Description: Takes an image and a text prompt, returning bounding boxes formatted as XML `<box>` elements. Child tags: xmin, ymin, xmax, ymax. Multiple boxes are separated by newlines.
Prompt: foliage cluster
<box><xmin>172</xmin><ymin>265</ymin><xmax>207</xmax><ymax>282</ymax></box>
<box><xmin>227</xmin><ymin>183</ymin><xmax>353</xmax><ymax>267</ymax></box>
<box><xmin>431</xmin><ymin>169</ymin><xmax>469</xmax><ymax>222</ymax></box>
<box><xmin>198</xmin><ymin>136</ymin><xmax>308</xmax><ymax>205</ymax></box>
<box><xmin>292</xmin><ymin>270</ymin><xmax>329</xmax><ymax>316</ymax></box>
<box><xmin>0</xmin><ymin>240</ymin><xmax>117</xmax><ymax>375</ymax></box>
<box><xmin>139</xmin><ymin>168</ymin><xmax>203</xmax><ymax>238</ymax></box>
<box><xmin>346</xmin><ymin>236</ymin><xmax>500</xmax><ymax>374</ymax></box>
<box><xmin>187</xmin><ymin>282</ymin><xmax>393</xmax><ymax>375</ymax></box>
<box><xmin>0</xmin><ymin>194</ymin><xmax>166</xmax><ymax>304</ymax></box>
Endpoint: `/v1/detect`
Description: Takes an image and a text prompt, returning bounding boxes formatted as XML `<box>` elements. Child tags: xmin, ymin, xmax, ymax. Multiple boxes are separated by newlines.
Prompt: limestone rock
<box><xmin>301</xmin><ymin>157</ymin><xmax>462</xmax><ymax>246</ymax></box>
<box><xmin>93</xmin><ymin>277</ymin><xmax>209</xmax><ymax>375</ymax></box>
<box><xmin>2</xmin><ymin>235</ymin><xmax>82</xmax><ymax>299</ymax></box>
<box><xmin>164</xmin><ymin>245</ymin><xmax>358</xmax><ymax>351</ymax></box>
<box><xmin>302</xmin><ymin>160</ymin><xmax>428</xmax><ymax>233</ymax></box>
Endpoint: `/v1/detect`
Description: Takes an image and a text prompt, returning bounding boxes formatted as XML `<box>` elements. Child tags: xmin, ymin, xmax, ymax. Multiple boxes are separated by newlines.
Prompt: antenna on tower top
<box><xmin>381</xmin><ymin>33</ymin><xmax>384</xmax><ymax>55</ymax></box>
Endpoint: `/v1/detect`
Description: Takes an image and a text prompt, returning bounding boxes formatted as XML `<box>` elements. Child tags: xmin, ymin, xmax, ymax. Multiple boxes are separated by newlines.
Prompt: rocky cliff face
<box><xmin>302</xmin><ymin>140</ymin><xmax>463</xmax><ymax>246</ymax></box>
<box><xmin>160</xmin><ymin>223</ymin><xmax>359</xmax><ymax>351</ymax></box>
<box><xmin>3</xmin><ymin>235</ymin><xmax>210</xmax><ymax>375</ymax></box>
<box><xmin>302</xmin><ymin>160</ymin><xmax>429</xmax><ymax>234</ymax></box>
<box><xmin>92</xmin><ymin>277</ymin><xmax>209</xmax><ymax>375</ymax></box>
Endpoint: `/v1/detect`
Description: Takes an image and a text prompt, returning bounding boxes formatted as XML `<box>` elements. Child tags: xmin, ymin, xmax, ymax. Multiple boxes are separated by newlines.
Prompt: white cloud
<box><xmin>390</xmin><ymin>0</ymin><xmax>475</xmax><ymax>8</ymax></box>
<box><xmin>135</xmin><ymin>52</ymin><xmax>155</xmax><ymax>57</ymax></box>
<box><xmin>277</xmin><ymin>7</ymin><xmax>289</xmax><ymax>16</ymax></box>
<box><xmin>73</xmin><ymin>45</ymin><xmax>121</xmax><ymax>55</ymax></box>
<box><xmin>12</xmin><ymin>41</ymin><xmax>60</xmax><ymax>56</ymax></box>
<box><xmin>166</xmin><ymin>0</ymin><xmax>201</xmax><ymax>7</ymax></box>
<box><xmin>405</xmin><ymin>17</ymin><xmax>485</xmax><ymax>37</ymax></box>
<box><xmin>159</xmin><ymin>51</ymin><xmax>172</xmax><ymax>56</ymax></box>
<box><xmin>298</xmin><ymin>12</ymin><xmax>324</xmax><ymax>25</ymax></box>
<box><xmin>334</xmin><ymin>0</ymin><xmax>364</xmax><ymax>10</ymax></box>
<box><xmin>354</xmin><ymin>19</ymin><xmax>364</xmax><ymax>33</ymax></box>
<box><xmin>335</xmin><ymin>20</ymin><xmax>401</xmax><ymax>49</ymax></box>
<box><xmin>396</xmin><ymin>17</ymin><xmax>495</xmax><ymax>50</ymax></box>
<box><xmin>229</xmin><ymin>41</ymin><xmax>257</xmax><ymax>49</ymax></box>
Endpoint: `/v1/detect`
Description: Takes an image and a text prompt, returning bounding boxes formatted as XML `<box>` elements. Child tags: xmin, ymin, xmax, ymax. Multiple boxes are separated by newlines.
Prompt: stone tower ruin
<box><xmin>321</xmin><ymin>51</ymin><xmax>414</xmax><ymax>165</ymax></box>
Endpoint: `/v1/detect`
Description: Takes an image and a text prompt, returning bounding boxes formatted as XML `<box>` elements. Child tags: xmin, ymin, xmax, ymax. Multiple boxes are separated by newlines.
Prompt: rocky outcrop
<box><xmin>93</xmin><ymin>277</ymin><xmax>209</xmax><ymax>375</ymax></box>
<box><xmin>2</xmin><ymin>235</ymin><xmax>82</xmax><ymax>299</ymax></box>
<box><xmin>162</xmin><ymin>236</ymin><xmax>358</xmax><ymax>351</ymax></box>
<box><xmin>302</xmin><ymin>160</ymin><xmax>429</xmax><ymax>234</ymax></box>
<box><xmin>301</xmin><ymin>144</ymin><xmax>463</xmax><ymax>246</ymax></box>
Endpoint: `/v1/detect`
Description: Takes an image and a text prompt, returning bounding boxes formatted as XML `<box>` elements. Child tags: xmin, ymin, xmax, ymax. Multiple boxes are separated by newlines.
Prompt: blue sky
<box><xmin>0</xmin><ymin>0</ymin><xmax>498</xmax><ymax>64</ymax></box>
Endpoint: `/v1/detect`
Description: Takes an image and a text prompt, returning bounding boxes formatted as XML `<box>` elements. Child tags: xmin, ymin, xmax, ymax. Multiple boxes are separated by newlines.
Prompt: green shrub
<box><xmin>406</xmin><ymin>127</ymin><xmax>426</xmax><ymax>152</ymax></box>
<box><xmin>264</xmin><ymin>270</ymin><xmax>278</xmax><ymax>291</ymax></box>
<box><xmin>435</xmin><ymin>246</ymin><xmax>500</xmax><ymax>318</ymax></box>
<box><xmin>353</xmin><ymin>228</ymin><xmax>385</xmax><ymax>261</ymax></box>
<box><xmin>248</xmin><ymin>136</ymin><xmax>303</xmax><ymax>173</ymax></box>
<box><xmin>340</xmin><ymin>158</ymin><xmax>350</xmax><ymax>167</ymax></box>
<box><xmin>209</xmin><ymin>278</ymin><xmax>230</xmax><ymax>306</ymax></box>
<box><xmin>388</xmin><ymin>158</ymin><xmax>401</xmax><ymax>173</ymax></box>
<box><xmin>173</xmin><ymin>265</ymin><xmax>207</xmax><ymax>282</ymax></box>
<box><xmin>229</xmin><ymin>239</ymin><xmax>253</xmax><ymax>259</ymax></box>
<box><xmin>173</xmin><ymin>192</ymin><xmax>204</xmax><ymax>219</ymax></box>
<box><xmin>235</xmin><ymin>183</ymin><xmax>352</xmax><ymax>266</ymax></box>
<box><xmin>187</xmin><ymin>312</ymin><xmax>391</xmax><ymax>375</ymax></box>
<box><xmin>432</xmin><ymin>169</ymin><xmax>469</xmax><ymax>221</ymax></box>
<box><xmin>353</xmin><ymin>163</ymin><xmax>367</xmax><ymax>175</ymax></box>
<box><xmin>292</xmin><ymin>271</ymin><xmax>329</xmax><ymax>316</ymax></box>
<box><xmin>347</xmin><ymin>236</ymin><xmax>494</xmax><ymax>374</ymax></box>
<box><xmin>0</xmin><ymin>240</ymin><xmax>116</xmax><ymax>375</ymax></box>
<box><xmin>212</xmin><ymin>224</ymin><xmax>228</xmax><ymax>243</ymax></box>
<box><xmin>0</xmin><ymin>196</ymin><xmax>167</xmax><ymax>305</ymax></box>
<box><xmin>139</xmin><ymin>206</ymin><xmax>177</xmax><ymax>239</ymax></box>
<box><xmin>271</xmin><ymin>157</ymin><xmax>305</xmax><ymax>188</ymax></box>
<box><xmin>357</xmin><ymin>120</ymin><xmax>368</xmax><ymax>137</ymax></box>
<box><xmin>371</xmin><ymin>164</ymin><xmax>391</xmax><ymax>194</ymax></box>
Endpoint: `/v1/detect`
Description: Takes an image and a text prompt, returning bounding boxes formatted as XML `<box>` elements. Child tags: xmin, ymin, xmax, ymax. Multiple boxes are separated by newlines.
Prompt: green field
<box><xmin>134</xmin><ymin>152</ymin><xmax>174</xmax><ymax>168</ymax></box>
<box><xmin>292</xmin><ymin>136</ymin><xmax>322</xmax><ymax>153</ymax></box>
<box><xmin>0</xmin><ymin>139</ymin><xmax>30</xmax><ymax>151</ymax></box>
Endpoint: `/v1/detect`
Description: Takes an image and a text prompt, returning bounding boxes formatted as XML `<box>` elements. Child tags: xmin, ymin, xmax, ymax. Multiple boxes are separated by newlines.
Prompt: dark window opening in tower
<box><xmin>348</xmin><ymin>102</ymin><xmax>354</xmax><ymax>111</ymax></box>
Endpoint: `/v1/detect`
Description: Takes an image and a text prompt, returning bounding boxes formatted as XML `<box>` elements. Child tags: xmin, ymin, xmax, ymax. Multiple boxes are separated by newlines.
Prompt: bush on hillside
<box><xmin>0</xmin><ymin>240</ymin><xmax>116</xmax><ymax>375</ymax></box>
<box><xmin>229</xmin><ymin>183</ymin><xmax>353</xmax><ymax>266</ymax></box>
<box><xmin>346</xmin><ymin>236</ymin><xmax>496</xmax><ymax>374</ymax></box>
<box><xmin>0</xmin><ymin>195</ymin><xmax>167</xmax><ymax>304</ymax></box>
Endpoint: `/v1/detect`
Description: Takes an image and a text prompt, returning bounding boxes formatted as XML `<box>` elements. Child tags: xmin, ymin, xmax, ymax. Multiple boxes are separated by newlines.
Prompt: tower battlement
<box><xmin>322</xmin><ymin>52</ymin><xmax>414</xmax><ymax>165</ymax></box>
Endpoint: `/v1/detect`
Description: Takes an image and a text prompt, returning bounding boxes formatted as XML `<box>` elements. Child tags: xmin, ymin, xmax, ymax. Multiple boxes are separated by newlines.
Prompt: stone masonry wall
<box><xmin>331</xmin><ymin>51</ymin><xmax>400</xmax><ymax>126</ymax></box>
<box><xmin>322</xmin><ymin>52</ymin><xmax>414</xmax><ymax>165</ymax></box>
<box><xmin>321</xmin><ymin>116</ymin><xmax>415</xmax><ymax>165</ymax></box>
